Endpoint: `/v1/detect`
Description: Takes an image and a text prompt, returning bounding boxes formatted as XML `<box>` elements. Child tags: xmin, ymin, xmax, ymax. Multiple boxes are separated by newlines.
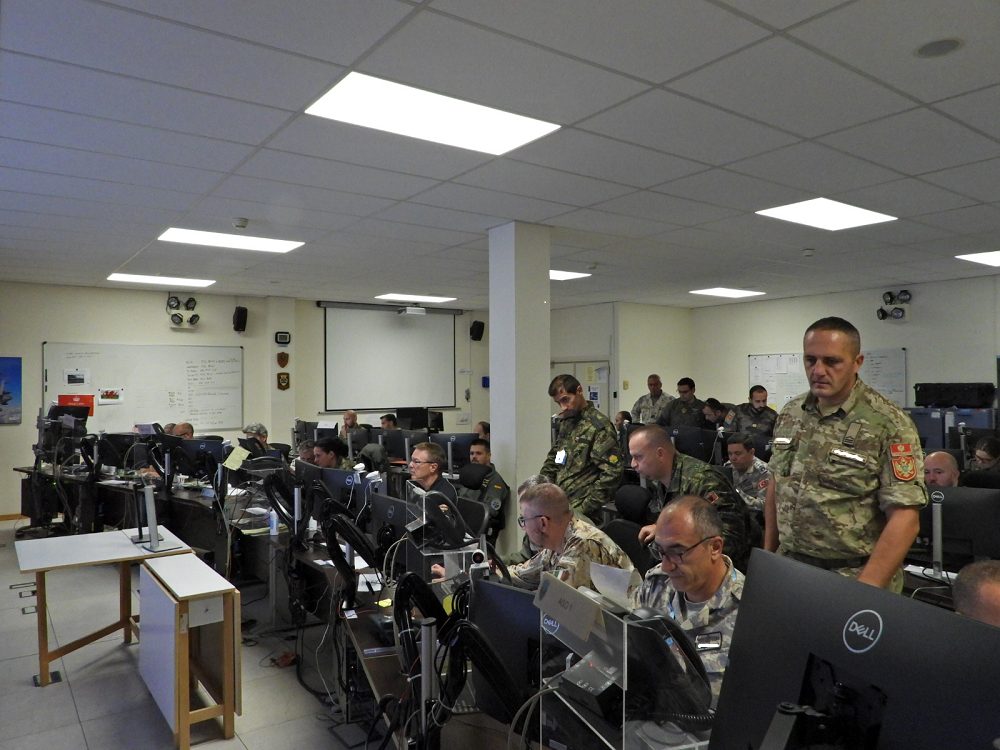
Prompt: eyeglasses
<box><xmin>649</xmin><ymin>536</ymin><xmax>717</xmax><ymax>564</ymax></box>
<box><xmin>409</xmin><ymin>459</ymin><xmax>436</xmax><ymax>466</ymax></box>
<box><xmin>974</xmin><ymin>453</ymin><xmax>995</xmax><ymax>464</ymax></box>
<box><xmin>517</xmin><ymin>515</ymin><xmax>549</xmax><ymax>528</ymax></box>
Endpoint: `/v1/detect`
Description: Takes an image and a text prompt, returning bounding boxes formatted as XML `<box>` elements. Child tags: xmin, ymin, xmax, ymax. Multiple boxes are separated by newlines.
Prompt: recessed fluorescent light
<box><xmin>689</xmin><ymin>288</ymin><xmax>766</xmax><ymax>298</ymax></box>
<box><xmin>956</xmin><ymin>251</ymin><xmax>1000</xmax><ymax>267</ymax></box>
<box><xmin>108</xmin><ymin>273</ymin><xmax>215</xmax><ymax>288</ymax></box>
<box><xmin>375</xmin><ymin>293</ymin><xmax>457</xmax><ymax>304</ymax></box>
<box><xmin>159</xmin><ymin>228</ymin><xmax>303</xmax><ymax>253</ymax></box>
<box><xmin>550</xmin><ymin>270</ymin><xmax>592</xmax><ymax>281</ymax></box>
<box><xmin>306</xmin><ymin>72</ymin><xmax>560</xmax><ymax>156</ymax></box>
<box><xmin>755</xmin><ymin>198</ymin><xmax>896</xmax><ymax>231</ymax></box>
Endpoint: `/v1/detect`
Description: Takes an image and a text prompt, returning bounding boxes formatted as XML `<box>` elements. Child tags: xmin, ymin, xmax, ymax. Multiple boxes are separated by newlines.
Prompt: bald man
<box><xmin>924</xmin><ymin>451</ymin><xmax>960</xmax><ymax>487</ymax></box>
<box><xmin>953</xmin><ymin>560</ymin><xmax>1000</xmax><ymax>627</ymax></box>
<box><xmin>339</xmin><ymin>410</ymin><xmax>358</xmax><ymax>438</ymax></box>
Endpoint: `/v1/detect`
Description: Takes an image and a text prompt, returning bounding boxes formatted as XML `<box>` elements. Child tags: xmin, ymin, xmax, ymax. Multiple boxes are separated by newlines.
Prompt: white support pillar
<box><xmin>488</xmin><ymin>222</ymin><xmax>551</xmax><ymax>551</ymax></box>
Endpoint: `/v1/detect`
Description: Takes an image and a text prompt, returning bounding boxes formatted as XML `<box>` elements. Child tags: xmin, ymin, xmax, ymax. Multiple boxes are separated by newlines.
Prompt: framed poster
<box><xmin>0</xmin><ymin>357</ymin><xmax>23</xmax><ymax>425</ymax></box>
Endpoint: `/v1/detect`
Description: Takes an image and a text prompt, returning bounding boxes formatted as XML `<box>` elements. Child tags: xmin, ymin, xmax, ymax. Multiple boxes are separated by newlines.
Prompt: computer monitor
<box><xmin>36</xmin><ymin>404</ymin><xmax>90</xmax><ymax>462</ymax></box>
<box><xmin>238</xmin><ymin>436</ymin><xmax>266</xmax><ymax>458</ymax></box>
<box><xmin>368</xmin><ymin>491</ymin><xmax>432</xmax><ymax>580</ymax></box>
<box><xmin>173</xmin><ymin>438</ymin><xmax>225</xmax><ymax>480</ymax></box>
<box><xmin>376</xmin><ymin>429</ymin><xmax>406</xmax><ymax>461</ymax></box>
<box><xmin>293</xmin><ymin>418</ymin><xmax>319</xmax><ymax>444</ymax></box>
<box><xmin>915</xmin><ymin>486</ymin><xmax>1000</xmax><ymax>572</ymax></box>
<box><xmin>400</xmin><ymin>429</ymin><xmax>429</xmax><ymax>457</ymax></box>
<box><xmin>320</xmin><ymin>467</ymin><xmax>362</xmax><ymax>509</ymax></box>
<box><xmin>429</xmin><ymin>432</ymin><xmax>478</xmax><ymax>473</ymax></box>
<box><xmin>947</xmin><ymin>425</ymin><xmax>997</xmax><ymax>457</ymax></box>
<box><xmin>396</xmin><ymin>407</ymin><xmax>444</xmax><ymax>431</ymax></box>
<box><xmin>345</xmin><ymin>427</ymin><xmax>370</xmax><ymax>458</ymax></box>
<box><xmin>313</xmin><ymin>427</ymin><xmax>340</xmax><ymax>442</ymax></box>
<box><xmin>97</xmin><ymin>432</ymin><xmax>140</xmax><ymax>470</ymax></box>
<box><xmin>709</xmin><ymin>549</ymin><xmax>1000</xmax><ymax>749</ymax></box>
<box><xmin>670</xmin><ymin>427</ymin><xmax>714</xmax><ymax>463</ymax></box>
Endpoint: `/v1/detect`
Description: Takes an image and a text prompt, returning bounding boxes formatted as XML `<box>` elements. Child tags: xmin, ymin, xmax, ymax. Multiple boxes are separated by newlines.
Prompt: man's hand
<box><xmin>638</xmin><ymin>524</ymin><xmax>655</xmax><ymax>545</ymax></box>
<box><xmin>430</xmin><ymin>563</ymin><xmax>445</xmax><ymax>581</ymax></box>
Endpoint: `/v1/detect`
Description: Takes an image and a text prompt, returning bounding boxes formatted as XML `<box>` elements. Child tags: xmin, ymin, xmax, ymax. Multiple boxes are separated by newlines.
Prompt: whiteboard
<box><xmin>323</xmin><ymin>308</ymin><xmax>456</xmax><ymax>411</ymax></box>
<box><xmin>748</xmin><ymin>348</ymin><xmax>906</xmax><ymax>407</ymax></box>
<box><xmin>42</xmin><ymin>342</ymin><xmax>243</xmax><ymax>432</ymax></box>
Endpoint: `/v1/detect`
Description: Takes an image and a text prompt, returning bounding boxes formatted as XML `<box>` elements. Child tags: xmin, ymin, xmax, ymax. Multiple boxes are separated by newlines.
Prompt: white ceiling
<box><xmin>2</xmin><ymin>0</ymin><xmax>1000</xmax><ymax>310</ymax></box>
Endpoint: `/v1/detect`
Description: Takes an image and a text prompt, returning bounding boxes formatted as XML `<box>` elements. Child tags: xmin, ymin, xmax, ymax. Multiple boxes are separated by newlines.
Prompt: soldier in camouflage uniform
<box><xmin>629</xmin><ymin>425</ymin><xmax>758</xmax><ymax>572</ymax></box>
<box><xmin>724</xmin><ymin>433</ymin><xmax>770</xmax><ymax>515</ymax></box>
<box><xmin>724</xmin><ymin>385</ymin><xmax>778</xmax><ymax>437</ymax></box>
<box><xmin>630</xmin><ymin>373</ymin><xmax>674</xmax><ymax>424</ymax></box>
<box><xmin>657</xmin><ymin>377</ymin><xmax>708</xmax><ymax>430</ymax></box>
<box><xmin>541</xmin><ymin>374</ymin><xmax>624</xmax><ymax>523</ymax></box>
<box><xmin>765</xmin><ymin>318</ymin><xmax>927</xmax><ymax>593</ymax></box>
<box><xmin>630</xmin><ymin>496</ymin><xmax>743</xmax><ymax>707</ymax></box>
<box><xmin>509</xmin><ymin>483</ymin><xmax>632</xmax><ymax>591</ymax></box>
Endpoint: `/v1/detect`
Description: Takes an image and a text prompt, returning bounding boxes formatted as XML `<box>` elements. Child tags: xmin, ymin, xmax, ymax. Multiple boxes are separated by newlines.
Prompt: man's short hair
<box><xmin>677</xmin><ymin>377</ymin><xmax>695</xmax><ymax>389</ymax></box>
<box><xmin>648</xmin><ymin>374</ymin><xmax>661</xmax><ymax>382</ymax></box>
<box><xmin>413</xmin><ymin>441</ymin><xmax>446</xmax><ymax>469</ymax></box>
<box><xmin>316</xmin><ymin>436</ymin><xmax>348</xmax><ymax>459</ymax></box>
<box><xmin>163</xmin><ymin>423</ymin><xmax>176</xmax><ymax>435</ymax></box>
<box><xmin>476</xmin><ymin>420</ymin><xmax>490</xmax><ymax>434</ymax></box>
<box><xmin>380</xmin><ymin>413</ymin><xmax>397</xmax><ymax>426</ymax></box>
<box><xmin>749</xmin><ymin>385</ymin><xmax>767</xmax><ymax>399</ymax></box>
<box><xmin>549</xmin><ymin>373</ymin><xmax>581</xmax><ymax>397</ymax></box>
<box><xmin>953</xmin><ymin>560</ymin><xmax>1000</xmax><ymax>616</ymax></box>
<box><xmin>704</xmin><ymin>398</ymin><xmax>724</xmax><ymax>412</ymax></box>
<box><xmin>805</xmin><ymin>317</ymin><xmax>861</xmax><ymax>356</ymax></box>
<box><xmin>631</xmin><ymin>424</ymin><xmax>673</xmax><ymax>449</ymax></box>
<box><xmin>243</xmin><ymin>422</ymin><xmax>267</xmax><ymax>436</ymax></box>
<box><xmin>975</xmin><ymin>437</ymin><xmax>1000</xmax><ymax>459</ymax></box>
<box><xmin>661</xmin><ymin>495</ymin><xmax>723</xmax><ymax>539</ymax></box>
<box><xmin>727</xmin><ymin>432</ymin><xmax>754</xmax><ymax>452</ymax></box>
<box><xmin>296</xmin><ymin>439</ymin><xmax>315</xmax><ymax>453</ymax></box>
<box><xmin>517</xmin><ymin>474</ymin><xmax>551</xmax><ymax>495</ymax></box>
<box><xmin>471</xmin><ymin>438</ymin><xmax>491</xmax><ymax>452</ymax></box>
<box><xmin>520</xmin><ymin>483</ymin><xmax>571</xmax><ymax>518</ymax></box>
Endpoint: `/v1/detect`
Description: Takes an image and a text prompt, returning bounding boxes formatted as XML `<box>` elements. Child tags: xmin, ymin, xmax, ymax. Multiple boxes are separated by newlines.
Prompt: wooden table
<box><xmin>14</xmin><ymin>527</ymin><xmax>192</xmax><ymax>686</ymax></box>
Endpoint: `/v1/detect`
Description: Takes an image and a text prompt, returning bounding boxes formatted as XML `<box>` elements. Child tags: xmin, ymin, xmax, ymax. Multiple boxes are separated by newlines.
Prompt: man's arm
<box><xmin>581</xmin><ymin>427</ymin><xmax>625</xmax><ymax>514</ymax></box>
<box><xmin>630</xmin><ymin>395</ymin><xmax>644</xmax><ymax>422</ymax></box>
<box><xmin>856</xmin><ymin>505</ymin><xmax>920</xmax><ymax>588</ymax></box>
<box><xmin>539</xmin><ymin>444</ymin><xmax>559</xmax><ymax>480</ymax></box>
<box><xmin>764</xmin><ymin>477</ymin><xmax>779</xmax><ymax>552</ymax></box>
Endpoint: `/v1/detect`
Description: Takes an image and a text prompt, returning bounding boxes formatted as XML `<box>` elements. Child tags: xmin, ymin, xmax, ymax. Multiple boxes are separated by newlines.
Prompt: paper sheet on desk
<box><xmin>223</xmin><ymin>446</ymin><xmax>250</xmax><ymax>470</ymax></box>
<box><xmin>357</xmin><ymin>572</ymin><xmax>381</xmax><ymax>595</ymax></box>
<box><xmin>590</xmin><ymin>563</ymin><xmax>641</xmax><ymax>610</ymax></box>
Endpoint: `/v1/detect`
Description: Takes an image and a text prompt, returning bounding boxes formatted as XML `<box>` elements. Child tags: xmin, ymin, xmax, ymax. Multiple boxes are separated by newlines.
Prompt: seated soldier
<box><xmin>314</xmin><ymin>437</ymin><xmax>351</xmax><ymax>470</ymax></box>
<box><xmin>456</xmin><ymin>438</ymin><xmax>510</xmax><ymax>544</ymax></box>
<box><xmin>953</xmin><ymin>559</ymin><xmax>1000</xmax><ymax>627</ymax></box>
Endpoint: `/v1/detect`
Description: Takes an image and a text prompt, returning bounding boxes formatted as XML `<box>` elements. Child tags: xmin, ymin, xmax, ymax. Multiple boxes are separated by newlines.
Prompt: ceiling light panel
<box><xmin>550</xmin><ymin>270</ymin><xmax>592</xmax><ymax>280</ymax></box>
<box><xmin>375</xmin><ymin>293</ymin><xmax>457</xmax><ymax>303</ymax></box>
<box><xmin>755</xmin><ymin>197</ymin><xmax>897</xmax><ymax>231</ymax></box>
<box><xmin>159</xmin><ymin>228</ymin><xmax>303</xmax><ymax>253</ymax></box>
<box><xmin>108</xmin><ymin>273</ymin><xmax>215</xmax><ymax>287</ymax></box>
<box><xmin>956</xmin><ymin>251</ymin><xmax>1000</xmax><ymax>267</ymax></box>
<box><xmin>306</xmin><ymin>72</ymin><xmax>560</xmax><ymax>155</ymax></box>
<box><xmin>689</xmin><ymin>287</ymin><xmax>766</xmax><ymax>298</ymax></box>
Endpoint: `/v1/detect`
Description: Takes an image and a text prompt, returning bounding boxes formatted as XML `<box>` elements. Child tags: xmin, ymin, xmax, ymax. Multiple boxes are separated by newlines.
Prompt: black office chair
<box><xmin>602</xmin><ymin>519</ymin><xmax>656</xmax><ymax>577</ymax></box>
<box><xmin>269</xmin><ymin>442</ymin><xmax>291</xmax><ymax>460</ymax></box>
<box><xmin>615</xmin><ymin>484</ymin><xmax>653</xmax><ymax>525</ymax></box>
<box><xmin>751</xmin><ymin>433</ymin><xmax>773</xmax><ymax>463</ymax></box>
<box><xmin>959</xmin><ymin>471</ymin><xmax>1000</xmax><ymax>489</ymax></box>
<box><xmin>671</xmin><ymin>427</ymin><xmax>713</xmax><ymax>463</ymax></box>
<box><xmin>942</xmin><ymin>447</ymin><xmax>966</xmax><ymax>472</ymax></box>
<box><xmin>455</xmin><ymin>496</ymin><xmax>491</xmax><ymax>538</ymax></box>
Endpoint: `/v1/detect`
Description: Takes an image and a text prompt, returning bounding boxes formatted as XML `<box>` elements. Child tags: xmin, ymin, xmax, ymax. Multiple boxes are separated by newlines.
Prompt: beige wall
<box><xmin>616</xmin><ymin>302</ymin><xmax>694</xmax><ymax>413</ymax></box>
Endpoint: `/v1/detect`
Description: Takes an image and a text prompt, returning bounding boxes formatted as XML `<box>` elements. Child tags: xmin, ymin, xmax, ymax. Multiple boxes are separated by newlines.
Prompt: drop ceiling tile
<box><xmin>314</xmin><ymin>232</ymin><xmax>444</xmax><ymax>255</ymax></box>
<box><xmin>411</xmin><ymin>184</ymin><xmax>570</xmax><ymax>224</ymax></box>
<box><xmin>343</xmin><ymin>219</ymin><xmax>482</xmax><ymax>248</ymax></box>
<box><xmin>359</xmin><ymin>12</ymin><xmax>647</xmax><ymax>123</ymax></box>
<box><xmin>579</xmin><ymin>89</ymin><xmax>799</xmax><ymax>165</ymax></box>
<box><xmin>729</xmin><ymin>142</ymin><xmax>900</xmax><ymax>195</ymax></box>
<box><xmin>654</xmin><ymin>169</ymin><xmax>810</xmax><ymax>212</ymax></box>
<box><xmin>211</xmin><ymin>176</ymin><xmax>398</xmax><ymax>217</ymax></box>
<box><xmin>0</xmin><ymin>102</ymin><xmax>255</xmax><ymax>173</ymax></box>
<box><xmin>831</xmin><ymin>178</ymin><xmax>976</xmax><ymax>218</ymax></box>
<box><xmin>699</xmin><ymin>214</ymin><xmax>884</xmax><ymax>253</ymax></box>
<box><xmin>920</xmin><ymin>158</ymin><xmax>1000</xmax><ymax>204</ymax></box>
<box><xmin>837</xmin><ymin>219</ymin><xmax>954</xmax><ymax>247</ymax></box>
<box><xmin>0</xmin><ymin>54</ymin><xmax>293</xmax><ymax>144</ymax></box>
<box><xmin>791</xmin><ymin>0</ymin><xmax>1000</xmax><ymax>102</ymax></box>
<box><xmin>189</xmin><ymin>198</ymin><xmax>363</xmax><ymax>233</ymax></box>
<box><xmin>0</xmin><ymin>166</ymin><xmax>199</xmax><ymax>212</ymax></box>
<box><xmin>935</xmin><ymin>85</ymin><xmax>1000</xmax><ymax>141</ymax></box>
<box><xmin>510</xmin><ymin>129</ymin><xmax>707</xmax><ymax>189</ymax></box>
<box><xmin>550</xmin><ymin>227</ymin><xmax>621</xmax><ymax>250</ymax></box>
<box><xmin>717</xmin><ymin>0</ymin><xmax>847</xmax><ymax>29</ymax></box>
<box><xmin>592</xmin><ymin>191</ymin><xmax>741</xmax><ymax>226</ymax></box>
<box><xmin>819</xmin><ymin>109</ymin><xmax>1000</xmax><ymax>175</ymax></box>
<box><xmin>547</xmin><ymin>209</ymin><xmax>680</xmax><ymax>238</ymax></box>
<box><xmin>456</xmin><ymin>160</ymin><xmax>633</xmax><ymax>206</ymax></box>
<box><xmin>669</xmin><ymin>38</ymin><xmax>914</xmax><ymax>138</ymax></box>
<box><xmin>914</xmin><ymin>204</ymin><xmax>1000</xmax><ymax>235</ymax></box>
<box><xmin>430</xmin><ymin>0</ymin><xmax>769</xmax><ymax>83</ymax></box>
<box><xmin>2</xmin><ymin>0</ymin><xmax>343</xmax><ymax>109</ymax></box>
<box><xmin>373</xmin><ymin>203</ymin><xmax>505</xmax><ymax>234</ymax></box>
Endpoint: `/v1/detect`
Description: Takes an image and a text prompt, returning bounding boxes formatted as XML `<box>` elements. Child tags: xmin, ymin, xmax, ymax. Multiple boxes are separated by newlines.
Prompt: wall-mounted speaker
<box><xmin>233</xmin><ymin>306</ymin><xmax>248</xmax><ymax>332</ymax></box>
<box><xmin>470</xmin><ymin>320</ymin><xmax>485</xmax><ymax>341</ymax></box>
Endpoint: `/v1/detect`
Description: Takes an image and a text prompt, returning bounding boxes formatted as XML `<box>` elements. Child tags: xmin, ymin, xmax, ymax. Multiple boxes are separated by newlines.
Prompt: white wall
<box><xmin>688</xmin><ymin>276</ymin><xmax>1000</xmax><ymax>407</ymax></box>
<box><xmin>615</xmin><ymin>302</ymin><xmax>694</xmax><ymax>413</ymax></box>
<box><xmin>551</xmin><ymin>303</ymin><xmax>614</xmax><ymax>361</ymax></box>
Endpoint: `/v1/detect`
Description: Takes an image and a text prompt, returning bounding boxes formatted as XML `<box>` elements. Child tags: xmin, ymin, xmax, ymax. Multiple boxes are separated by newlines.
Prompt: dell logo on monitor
<box><xmin>843</xmin><ymin>609</ymin><xmax>883</xmax><ymax>653</ymax></box>
<box><xmin>541</xmin><ymin>614</ymin><xmax>561</xmax><ymax>636</ymax></box>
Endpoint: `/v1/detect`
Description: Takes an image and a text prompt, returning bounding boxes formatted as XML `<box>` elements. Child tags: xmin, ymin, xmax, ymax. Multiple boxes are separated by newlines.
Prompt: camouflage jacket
<box><xmin>457</xmin><ymin>465</ymin><xmax>510</xmax><ymax>531</ymax></box>
<box><xmin>725</xmin><ymin>456</ymin><xmax>770</xmax><ymax>513</ymax></box>
<box><xmin>724</xmin><ymin>402</ymin><xmax>778</xmax><ymax>436</ymax></box>
<box><xmin>541</xmin><ymin>403</ymin><xmax>624</xmax><ymax>520</ymax></box>
<box><xmin>630</xmin><ymin>392</ymin><xmax>674</xmax><ymax>424</ymax></box>
<box><xmin>657</xmin><ymin>398</ymin><xmax>708</xmax><ymax>430</ymax></box>
<box><xmin>509</xmin><ymin>517</ymin><xmax>633</xmax><ymax>592</ymax></box>
<box><xmin>769</xmin><ymin>378</ymin><xmax>928</xmax><ymax>563</ymax></box>
<box><xmin>650</xmin><ymin>452</ymin><xmax>758</xmax><ymax>572</ymax></box>
<box><xmin>630</xmin><ymin>555</ymin><xmax>744</xmax><ymax>707</ymax></box>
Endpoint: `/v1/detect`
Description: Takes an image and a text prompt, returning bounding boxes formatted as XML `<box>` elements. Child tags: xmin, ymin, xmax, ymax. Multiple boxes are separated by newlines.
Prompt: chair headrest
<box><xmin>615</xmin><ymin>484</ymin><xmax>653</xmax><ymax>524</ymax></box>
<box><xmin>458</xmin><ymin>462</ymin><xmax>491</xmax><ymax>490</ymax></box>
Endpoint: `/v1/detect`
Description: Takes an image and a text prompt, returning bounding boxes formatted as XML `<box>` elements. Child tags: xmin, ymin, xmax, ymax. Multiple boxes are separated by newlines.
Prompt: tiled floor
<box><xmin>0</xmin><ymin>520</ymin><xmax>345</xmax><ymax>750</ymax></box>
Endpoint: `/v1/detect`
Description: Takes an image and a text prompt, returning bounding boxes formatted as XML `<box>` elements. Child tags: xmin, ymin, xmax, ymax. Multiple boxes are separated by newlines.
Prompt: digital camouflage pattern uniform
<box><xmin>630</xmin><ymin>392</ymin><xmax>674</xmax><ymax>424</ymax></box>
<box><xmin>726</xmin><ymin>456</ymin><xmax>770</xmax><ymax>514</ymax></box>
<box><xmin>769</xmin><ymin>378</ymin><xmax>928</xmax><ymax>593</ymax></box>
<box><xmin>657</xmin><ymin>398</ymin><xmax>708</xmax><ymax>430</ymax></box>
<box><xmin>457</xmin><ymin>465</ymin><xmax>510</xmax><ymax>541</ymax></box>
<box><xmin>649</xmin><ymin>452</ymin><xmax>759</xmax><ymax>573</ymax></box>
<box><xmin>724</xmin><ymin>402</ymin><xmax>779</xmax><ymax>437</ymax></box>
<box><xmin>541</xmin><ymin>402</ymin><xmax>623</xmax><ymax>522</ymax></box>
<box><xmin>630</xmin><ymin>555</ymin><xmax>743</xmax><ymax>707</ymax></box>
<box><xmin>509</xmin><ymin>517</ymin><xmax>633</xmax><ymax>591</ymax></box>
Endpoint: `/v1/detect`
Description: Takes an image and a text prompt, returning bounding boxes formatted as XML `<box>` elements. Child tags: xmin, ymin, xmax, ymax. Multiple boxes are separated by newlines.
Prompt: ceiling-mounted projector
<box><xmin>398</xmin><ymin>306</ymin><xmax>426</xmax><ymax>316</ymax></box>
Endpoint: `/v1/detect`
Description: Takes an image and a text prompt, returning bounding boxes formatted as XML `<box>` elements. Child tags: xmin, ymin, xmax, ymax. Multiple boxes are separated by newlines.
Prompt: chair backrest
<box><xmin>942</xmin><ymin>447</ymin><xmax>966</xmax><ymax>472</ymax></box>
<box><xmin>959</xmin><ymin>470</ymin><xmax>1000</xmax><ymax>489</ymax></box>
<box><xmin>602</xmin><ymin>519</ymin><xmax>656</xmax><ymax>577</ymax></box>
<box><xmin>615</xmin><ymin>484</ymin><xmax>653</xmax><ymax>525</ymax></box>
<box><xmin>455</xmin><ymin>495</ymin><xmax>491</xmax><ymax>538</ymax></box>
<box><xmin>269</xmin><ymin>442</ymin><xmax>291</xmax><ymax>460</ymax></box>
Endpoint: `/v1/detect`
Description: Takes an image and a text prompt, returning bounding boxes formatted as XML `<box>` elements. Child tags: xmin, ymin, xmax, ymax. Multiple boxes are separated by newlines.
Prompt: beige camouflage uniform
<box><xmin>726</xmin><ymin>456</ymin><xmax>770</xmax><ymax>514</ymax></box>
<box><xmin>509</xmin><ymin>517</ymin><xmax>633</xmax><ymax>591</ymax></box>
<box><xmin>629</xmin><ymin>555</ymin><xmax>743</xmax><ymax>707</ymax></box>
<box><xmin>630</xmin><ymin>392</ymin><xmax>674</xmax><ymax>424</ymax></box>
<box><xmin>541</xmin><ymin>402</ymin><xmax>623</xmax><ymax>522</ymax></box>
<box><xmin>769</xmin><ymin>378</ymin><xmax>928</xmax><ymax>593</ymax></box>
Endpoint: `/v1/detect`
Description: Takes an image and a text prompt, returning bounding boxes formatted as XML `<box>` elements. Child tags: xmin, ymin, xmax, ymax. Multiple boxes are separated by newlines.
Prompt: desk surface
<box><xmin>15</xmin><ymin>527</ymin><xmax>191</xmax><ymax>573</ymax></box>
<box><xmin>145</xmin><ymin>554</ymin><xmax>235</xmax><ymax>600</ymax></box>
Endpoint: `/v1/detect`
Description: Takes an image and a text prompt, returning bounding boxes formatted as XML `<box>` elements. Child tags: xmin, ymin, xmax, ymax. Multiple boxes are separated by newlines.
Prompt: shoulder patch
<box><xmin>609</xmin><ymin>454</ymin><xmax>619</xmax><ymax>464</ymax></box>
<box><xmin>890</xmin><ymin>443</ymin><xmax>917</xmax><ymax>481</ymax></box>
<box><xmin>757</xmin><ymin>478</ymin><xmax>769</xmax><ymax>490</ymax></box>
<box><xmin>705</xmin><ymin>491</ymin><xmax>719</xmax><ymax>503</ymax></box>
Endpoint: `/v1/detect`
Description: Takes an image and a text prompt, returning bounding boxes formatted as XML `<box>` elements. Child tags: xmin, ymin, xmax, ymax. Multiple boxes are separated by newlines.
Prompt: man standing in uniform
<box><xmin>764</xmin><ymin>317</ymin><xmax>927</xmax><ymax>592</ymax></box>
<box><xmin>657</xmin><ymin>378</ymin><xmax>707</xmax><ymax>430</ymax></box>
<box><xmin>541</xmin><ymin>374</ymin><xmax>623</xmax><ymax>523</ymax></box>
<box><xmin>724</xmin><ymin>386</ymin><xmax>778</xmax><ymax>437</ymax></box>
<box><xmin>457</xmin><ymin>438</ymin><xmax>510</xmax><ymax>543</ymax></box>
<box><xmin>630</xmin><ymin>374</ymin><xmax>673</xmax><ymax>424</ymax></box>
<box><xmin>629</xmin><ymin>425</ymin><xmax>757</xmax><ymax>572</ymax></box>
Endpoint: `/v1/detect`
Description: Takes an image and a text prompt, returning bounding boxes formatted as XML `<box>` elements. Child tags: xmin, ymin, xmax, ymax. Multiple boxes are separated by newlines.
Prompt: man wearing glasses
<box><xmin>656</xmin><ymin>378</ymin><xmax>708</xmax><ymax>430</ymax></box>
<box><xmin>630</xmin><ymin>496</ymin><xmax>743</xmax><ymax>707</ymax></box>
<box><xmin>508</xmin><ymin>483</ymin><xmax>632</xmax><ymax>591</ymax></box>
<box><xmin>408</xmin><ymin>442</ymin><xmax>457</xmax><ymax>504</ymax></box>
